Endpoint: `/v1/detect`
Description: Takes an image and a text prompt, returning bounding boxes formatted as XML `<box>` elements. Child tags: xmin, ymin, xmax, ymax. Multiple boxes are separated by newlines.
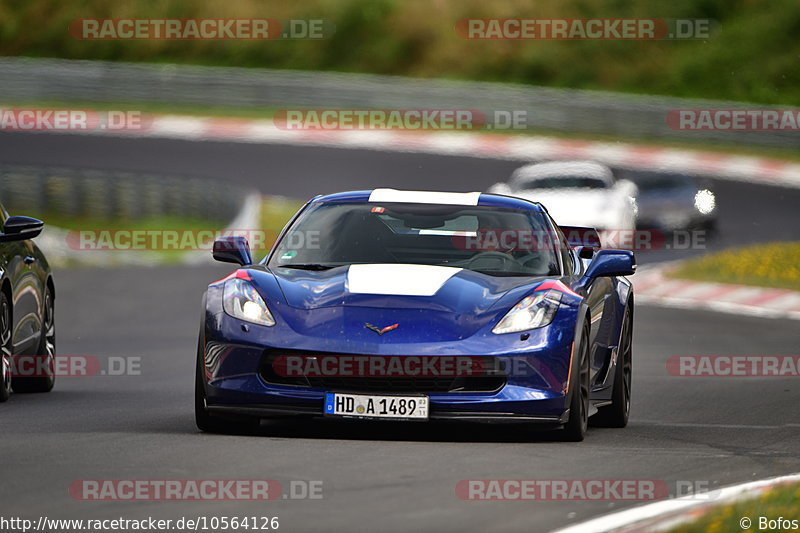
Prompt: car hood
<box><xmin>268</xmin><ymin>263</ymin><xmax>538</xmax><ymax>314</ymax></box>
<box><xmin>236</xmin><ymin>265</ymin><xmax>577</xmax><ymax>343</ymax></box>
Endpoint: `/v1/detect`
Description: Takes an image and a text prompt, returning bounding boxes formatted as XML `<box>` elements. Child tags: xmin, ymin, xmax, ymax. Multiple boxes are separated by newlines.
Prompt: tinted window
<box><xmin>269</xmin><ymin>202</ymin><xmax>561</xmax><ymax>277</ymax></box>
<box><xmin>518</xmin><ymin>176</ymin><xmax>608</xmax><ymax>189</ymax></box>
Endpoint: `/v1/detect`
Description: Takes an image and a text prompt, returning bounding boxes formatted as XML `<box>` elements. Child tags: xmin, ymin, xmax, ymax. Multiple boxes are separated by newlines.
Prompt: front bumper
<box><xmin>202</xmin><ymin>267</ymin><xmax>584</xmax><ymax>423</ymax></box>
<box><xmin>207</xmin><ymin>402</ymin><xmax>569</xmax><ymax>424</ymax></box>
<box><xmin>202</xmin><ymin>315</ymin><xmax>577</xmax><ymax>422</ymax></box>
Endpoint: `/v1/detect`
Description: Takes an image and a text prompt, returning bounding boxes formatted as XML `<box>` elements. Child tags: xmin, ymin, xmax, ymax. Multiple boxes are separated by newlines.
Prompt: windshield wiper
<box><xmin>278</xmin><ymin>263</ymin><xmax>337</xmax><ymax>271</ymax></box>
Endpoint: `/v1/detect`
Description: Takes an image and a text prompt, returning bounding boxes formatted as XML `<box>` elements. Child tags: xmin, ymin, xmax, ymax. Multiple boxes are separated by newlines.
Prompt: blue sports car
<box><xmin>196</xmin><ymin>189</ymin><xmax>635</xmax><ymax>441</ymax></box>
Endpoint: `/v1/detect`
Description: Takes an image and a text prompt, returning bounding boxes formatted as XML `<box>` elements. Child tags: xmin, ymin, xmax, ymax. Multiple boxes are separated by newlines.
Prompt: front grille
<box><xmin>259</xmin><ymin>350</ymin><xmax>505</xmax><ymax>394</ymax></box>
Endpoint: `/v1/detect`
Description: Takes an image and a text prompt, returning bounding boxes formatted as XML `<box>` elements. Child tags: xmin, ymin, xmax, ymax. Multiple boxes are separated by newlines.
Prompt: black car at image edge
<box><xmin>0</xmin><ymin>203</ymin><xmax>56</xmax><ymax>402</ymax></box>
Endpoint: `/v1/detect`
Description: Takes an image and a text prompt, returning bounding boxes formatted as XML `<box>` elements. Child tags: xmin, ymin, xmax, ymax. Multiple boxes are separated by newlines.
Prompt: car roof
<box><xmin>310</xmin><ymin>189</ymin><xmax>546</xmax><ymax>212</ymax></box>
<box><xmin>510</xmin><ymin>160</ymin><xmax>615</xmax><ymax>185</ymax></box>
<box><xmin>619</xmin><ymin>168</ymin><xmax>695</xmax><ymax>183</ymax></box>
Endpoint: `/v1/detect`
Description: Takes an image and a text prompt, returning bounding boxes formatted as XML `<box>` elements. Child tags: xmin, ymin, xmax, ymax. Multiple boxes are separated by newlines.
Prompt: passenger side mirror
<box><xmin>575</xmin><ymin>249</ymin><xmax>635</xmax><ymax>292</ymax></box>
<box><xmin>213</xmin><ymin>236</ymin><xmax>253</xmax><ymax>266</ymax></box>
<box><xmin>0</xmin><ymin>216</ymin><xmax>44</xmax><ymax>242</ymax></box>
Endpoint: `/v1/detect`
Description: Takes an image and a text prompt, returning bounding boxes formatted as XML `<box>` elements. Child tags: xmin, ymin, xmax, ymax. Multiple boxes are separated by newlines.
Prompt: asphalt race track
<box><xmin>1</xmin><ymin>132</ymin><xmax>799</xmax><ymax>532</ymax></box>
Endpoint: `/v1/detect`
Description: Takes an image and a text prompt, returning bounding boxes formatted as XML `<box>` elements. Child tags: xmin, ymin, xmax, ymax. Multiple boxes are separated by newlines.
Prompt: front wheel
<box><xmin>560</xmin><ymin>319</ymin><xmax>590</xmax><ymax>442</ymax></box>
<box><xmin>0</xmin><ymin>292</ymin><xmax>12</xmax><ymax>402</ymax></box>
<box><xmin>13</xmin><ymin>286</ymin><xmax>56</xmax><ymax>393</ymax></box>
<box><xmin>195</xmin><ymin>331</ymin><xmax>259</xmax><ymax>434</ymax></box>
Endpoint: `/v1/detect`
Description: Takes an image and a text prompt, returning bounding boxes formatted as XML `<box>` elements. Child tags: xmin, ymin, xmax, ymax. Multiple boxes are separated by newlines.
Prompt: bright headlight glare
<box><xmin>223</xmin><ymin>278</ymin><xmax>276</xmax><ymax>326</ymax></box>
<box><xmin>694</xmin><ymin>189</ymin><xmax>716</xmax><ymax>215</ymax></box>
<box><xmin>492</xmin><ymin>289</ymin><xmax>562</xmax><ymax>334</ymax></box>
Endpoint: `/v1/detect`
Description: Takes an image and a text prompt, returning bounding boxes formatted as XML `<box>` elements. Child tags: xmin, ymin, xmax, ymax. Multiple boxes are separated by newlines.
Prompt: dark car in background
<box><xmin>618</xmin><ymin>170</ymin><xmax>718</xmax><ymax>233</ymax></box>
<box><xmin>0</xmin><ymin>204</ymin><xmax>56</xmax><ymax>402</ymax></box>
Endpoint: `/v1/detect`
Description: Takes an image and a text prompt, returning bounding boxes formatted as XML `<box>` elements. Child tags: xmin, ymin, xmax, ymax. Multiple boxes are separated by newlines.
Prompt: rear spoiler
<box><xmin>560</xmin><ymin>226</ymin><xmax>601</xmax><ymax>257</ymax></box>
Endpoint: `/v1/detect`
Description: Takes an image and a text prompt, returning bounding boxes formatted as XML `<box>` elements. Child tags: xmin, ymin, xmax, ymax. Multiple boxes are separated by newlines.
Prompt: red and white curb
<box><xmin>552</xmin><ymin>472</ymin><xmax>800</xmax><ymax>533</ymax></box>
<box><xmin>19</xmin><ymin>112</ymin><xmax>800</xmax><ymax>189</ymax></box>
<box><xmin>633</xmin><ymin>264</ymin><xmax>800</xmax><ymax>320</ymax></box>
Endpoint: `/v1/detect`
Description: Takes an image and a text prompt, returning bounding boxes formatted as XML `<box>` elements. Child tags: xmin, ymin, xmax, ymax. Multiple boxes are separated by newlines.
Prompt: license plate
<box><xmin>324</xmin><ymin>392</ymin><xmax>428</xmax><ymax>420</ymax></box>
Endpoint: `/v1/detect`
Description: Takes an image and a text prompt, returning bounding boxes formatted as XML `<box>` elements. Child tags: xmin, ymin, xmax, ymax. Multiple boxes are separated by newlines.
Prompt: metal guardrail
<box><xmin>0</xmin><ymin>166</ymin><xmax>248</xmax><ymax>224</ymax></box>
<box><xmin>0</xmin><ymin>57</ymin><xmax>795</xmax><ymax>148</ymax></box>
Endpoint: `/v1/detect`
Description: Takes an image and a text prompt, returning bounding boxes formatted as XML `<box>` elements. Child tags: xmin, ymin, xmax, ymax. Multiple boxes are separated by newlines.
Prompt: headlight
<box><xmin>492</xmin><ymin>289</ymin><xmax>562</xmax><ymax>334</ymax></box>
<box><xmin>223</xmin><ymin>278</ymin><xmax>276</xmax><ymax>326</ymax></box>
<box><xmin>694</xmin><ymin>189</ymin><xmax>716</xmax><ymax>215</ymax></box>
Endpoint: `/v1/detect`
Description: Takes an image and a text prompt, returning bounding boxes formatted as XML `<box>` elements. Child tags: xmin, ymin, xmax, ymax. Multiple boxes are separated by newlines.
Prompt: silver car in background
<box><xmin>488</xmin><ymin>161</ymin><xmax>638</xmax><ymax>233</ymax></box>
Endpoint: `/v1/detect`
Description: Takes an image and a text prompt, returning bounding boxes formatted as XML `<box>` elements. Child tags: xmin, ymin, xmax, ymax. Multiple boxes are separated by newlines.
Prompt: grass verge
<box><xmin>40</xmin><ymin>214</ymin><xmax>228</xmax><ymax>265</ymax></box>
<box><xmin>668</xmin><ymin>242</ymin><xmax>800</xmax><ymax>291</ymax></box>
<box><xmin>42</xmin><ymin>214</ymin><xmax>219</xmax><ymax>232</ymax></box>
<box><xmin>27</xmin><ymin>195</ymin><xmax>303</xmax><ymax>267</ymax></box>
<box><xmin>667</xmin><ymin>482</ymin><xmax>800</xmax><ymax>533</ymax></box>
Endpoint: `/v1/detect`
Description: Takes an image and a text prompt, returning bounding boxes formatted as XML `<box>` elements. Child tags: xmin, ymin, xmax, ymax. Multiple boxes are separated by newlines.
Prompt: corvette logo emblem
<box><xmin>365</xmin><ymin>323</ymin><xmax>399</xmax><ymax>336</ymax></box>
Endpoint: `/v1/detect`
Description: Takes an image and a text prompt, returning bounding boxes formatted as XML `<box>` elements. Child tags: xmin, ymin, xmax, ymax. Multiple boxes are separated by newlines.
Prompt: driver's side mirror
<box><xmin>0</xmin><ymin>216</ymin><xmax>44</xmax><ymax>242</ymax></box>
<box><xmin>575</xmin><ymin>249</ymin><xmax>635</xmax><ymax>291</ymax></box>
<box><xmin>213</xmin><ymin>236</ymin><xmax>253</xmax><ymax>266</ymax></box>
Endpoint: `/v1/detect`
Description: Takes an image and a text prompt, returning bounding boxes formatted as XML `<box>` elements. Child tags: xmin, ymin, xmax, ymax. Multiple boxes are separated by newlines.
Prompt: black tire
<box><xmin>12</xmin><ymin>285</ymin><xmax>56</xmax><ymax>393</ymax></box>
<box><xmin>0</xmin><ymin>292</ymin><xmax>12</xmax><ymax>402</ymax></box>
<box><xmin>560</xmin><ymin>319</ymin><xmax>590</xmax><ymax>442</ymax></box>
<box><xmin>701</xmin><ymin>219</ymin><xmax>718</xmax><ymax>239</ymax></box>
<box><xmin>591</xmin><ymin>304</ymin><xmax>632</xmax><ymax>428</ymax></box>
<box><xmin>195</xmin><ymin>330</ymin><xmax>259</xmax><ymax>434</ymax></box>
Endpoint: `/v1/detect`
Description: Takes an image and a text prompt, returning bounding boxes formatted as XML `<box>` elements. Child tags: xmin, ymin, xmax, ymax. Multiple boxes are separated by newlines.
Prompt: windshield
<box><xmin>630</xmin><ymin>173</ymin><xmax>695</xmax><ymax>192</ymax></box>
<box><xmin>516</xmin><ymin>176</ymin><xmax>608</xmax><ymax>190</ymax></box>
<box><xmin>268</xmin><ymin>202</ymin><xmax>561</xmax><ymax>277</ymax></box>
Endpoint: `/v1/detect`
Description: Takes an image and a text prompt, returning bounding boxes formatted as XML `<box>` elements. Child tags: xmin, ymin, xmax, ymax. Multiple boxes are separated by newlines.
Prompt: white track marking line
<box><xmin>551</xmin><ymin>473</ymin><xmax>800</xmax><ymax>533</ymax></box>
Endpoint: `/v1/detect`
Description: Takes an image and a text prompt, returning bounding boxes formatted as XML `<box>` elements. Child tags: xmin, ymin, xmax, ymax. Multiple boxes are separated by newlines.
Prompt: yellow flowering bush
<box><xmin>669</xmin><ymin>242</ymin><xmax>800</xmax><ymax>291</ymax></box>
<box><xmin>668</xmin><ymin>482</ymin><xmax>800</xmax><ymax>533</ymax></box>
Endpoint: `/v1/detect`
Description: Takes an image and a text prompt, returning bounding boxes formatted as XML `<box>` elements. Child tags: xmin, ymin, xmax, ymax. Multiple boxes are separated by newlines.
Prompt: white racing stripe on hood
<box><xmin>347</xmin><ymin>264</ymin><xmax>462</xmax><ymax>296</ymax></box>
<box><xmin>369</xmin><ymin>188</ymin><xmax>481</xmax><ymax>205</ymax></box>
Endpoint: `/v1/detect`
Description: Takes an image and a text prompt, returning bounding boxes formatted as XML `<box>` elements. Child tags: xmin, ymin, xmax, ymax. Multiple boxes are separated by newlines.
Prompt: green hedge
<box><xmin>2</xmin><ymin>0</ymin><xmax>798</xmax><ymax>104</ymax></box>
